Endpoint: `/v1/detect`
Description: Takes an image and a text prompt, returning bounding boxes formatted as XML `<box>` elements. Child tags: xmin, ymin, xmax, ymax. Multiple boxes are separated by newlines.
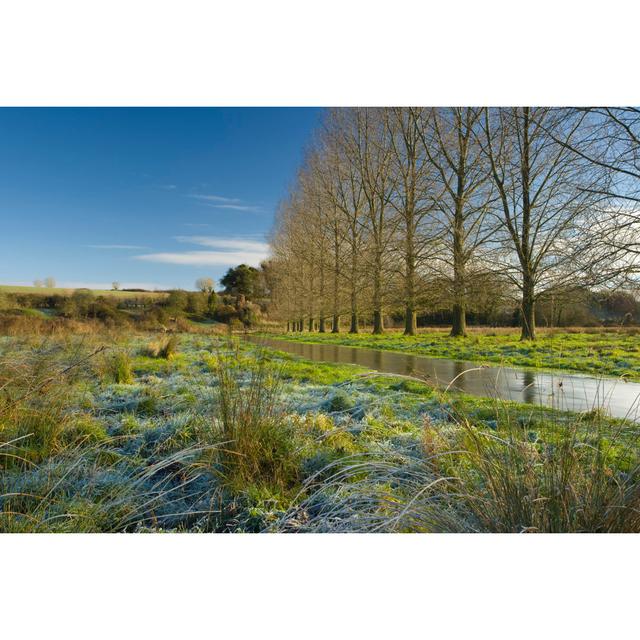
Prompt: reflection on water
<box><xmin>522</xmin><ymin>370</ymin><xmax>536</xmax><ymax>405</ymax></box>
<box><xmin>246</xmin><ymin>336</ymin><xmax>640</xmax><ymax>420</ymax></box>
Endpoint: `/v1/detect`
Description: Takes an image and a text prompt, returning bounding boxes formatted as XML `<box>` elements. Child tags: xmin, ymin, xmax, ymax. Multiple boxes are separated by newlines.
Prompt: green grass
<box><xmin>262</xmin><ymin>349</ymin><xmax>367</xmax><ymax>385</ymax></box>
<box><xmin>263</xmin><ymin>329</ymin><xmax>640</xmax><ymax>380</ymax></box>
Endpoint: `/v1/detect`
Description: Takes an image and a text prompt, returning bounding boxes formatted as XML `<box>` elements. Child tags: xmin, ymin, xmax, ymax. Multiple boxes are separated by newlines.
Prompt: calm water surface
<box><xmin>246</xmin><ymin>336</ymin><xmax>640</xmax><ymax>420</ymax></box>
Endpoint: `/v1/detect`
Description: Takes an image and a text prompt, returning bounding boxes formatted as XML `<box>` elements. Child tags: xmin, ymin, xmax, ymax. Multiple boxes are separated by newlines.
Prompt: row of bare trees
<box><xmin>268</xmin><ymin>107</ymin><xmax>640</xmax><ymax>340</ymax></box>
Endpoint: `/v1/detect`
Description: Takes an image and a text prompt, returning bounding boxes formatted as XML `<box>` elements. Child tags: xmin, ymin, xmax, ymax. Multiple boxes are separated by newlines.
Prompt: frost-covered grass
<box><xmin>2</xmin><ymin>330</ymin><xmax>640</xmax><ymax>532</ymax></box>
<box><xmin>264</xmin><ymin>328</ymin><xmax>640</xmax><ymax>380</ymax></box>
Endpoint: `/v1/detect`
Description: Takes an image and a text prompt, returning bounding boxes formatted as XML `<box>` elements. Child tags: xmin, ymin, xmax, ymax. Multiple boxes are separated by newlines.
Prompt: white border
<box><xmin>2</xmin><ymin>533</ymin><xmax>638</xmax><ymax>638</ymax></box>
<box><xmin>0</xmin><ymin>0</ymin><xmax>638</xmax><ymax>106</ymax></box>
<box><xmin>1</xmin><ymin>1</ymin><xmax>639</xmax><ymax>636</ymax></box>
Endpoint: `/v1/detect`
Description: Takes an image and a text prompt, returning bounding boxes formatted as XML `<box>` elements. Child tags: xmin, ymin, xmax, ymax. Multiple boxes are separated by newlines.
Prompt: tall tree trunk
<box><xmin>319</xmin><ymin>258</ymin><xmax>326</xmax><ymax>333</ymax></box>
<box><xmin>332</xmin><ymin>241</ymin><xmax>340</xmax><ymax>333</ymax></box>
<box><xmin>349</xmin><ymin>225</ymin><xmax>359</xmax><ymax>334</ymax></box>
<box><xmin>450</xmin><ymin>145</ymin><xmax>467</xmax><ymax>337</ymax></box>
<box><xmin>450</xmin><ymin>227</ymin><xmax>467</xmax><ymax>337</ymax></box>
<box><xmin>308</xmin><ymin>317</ymin><xmax>314</xmax><ymax>332</ymax></box>
<box><xmin>404</xmin><ymin>303</ymin><xmax>417</xmax><ymax>335</ymax></box>
<box><xmin>519</xmin><ymin>107</ymin><xmax>535</xmax><ymax>342</ymax></box>
<box><xmin>372</xmin><ymin>250</ymin><xmax>384</xmax><ymax>335</ymax></box>
<box><xmin>451</xmin><ymin>302</ymin><xmax>466</xmax><ymax>338</ymax></box>
<box><xmin>349</xmin><ymin>282</ymin><xmax>359</xmax><ymax>333</ymax></box>
<box><xmin>373</xmin><ymin>308</ymin><xmax>384</xmax><ymax>334</ymax></box>
<box><xmin>404</xmin><ymin>205</ymin><xmax>417</xmax><ymax>336</ymax></box>
<box><xmin>403</xmin><ymin>250</ymin><xmax>416</xmax><ymax>335</ymax></box>
<box><xmin>521</xmin><ymin>274</ymin><xmax>536</xmax><ymax>340</ymax></box>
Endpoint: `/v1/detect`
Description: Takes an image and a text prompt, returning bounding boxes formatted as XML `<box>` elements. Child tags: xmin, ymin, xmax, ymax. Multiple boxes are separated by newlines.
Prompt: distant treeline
<box><xmin>406</xmin><ymin>289</ymin><xmax>640</xmax><ymax>329</ymax></box>
<box><xmin>289</xmin><ymin>285</ymin><xmax>640</xmax><ymax>331</ymax></box>
<box><xmin>0</xmin><ymin>285</ymin><xmax>266</xmax><ymax>333</ymax></box>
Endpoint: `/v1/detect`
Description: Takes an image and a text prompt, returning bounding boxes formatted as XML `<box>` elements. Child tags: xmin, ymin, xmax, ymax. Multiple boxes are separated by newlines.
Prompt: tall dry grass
<box><xmin>209</xmin><ymin>344</ymin><xmax>300</xmax><ymax>491</ymax></box>
<box><xmin>273</xmin><ymin>397</ymin><xmax>640</xmax><ymax>533</ymax></box>
<box><xmin>432</xmin><ymin>409</ymin><xmax>640</xmax><ymax>532</ymax></box>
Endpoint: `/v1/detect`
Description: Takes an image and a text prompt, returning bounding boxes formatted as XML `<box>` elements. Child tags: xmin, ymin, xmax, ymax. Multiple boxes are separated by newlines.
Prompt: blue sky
<box><xmin>0</xmin><ymin>107</ymin><xmax>321</xmax><ymax>290</ymax></box>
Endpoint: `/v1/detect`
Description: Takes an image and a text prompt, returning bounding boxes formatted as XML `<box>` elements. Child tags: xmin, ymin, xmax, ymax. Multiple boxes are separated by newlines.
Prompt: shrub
<box><xmin>186</xmin><ymin>292</ymin><xmax>208</xmax><ymax>315</ymax></box>
<box><xmin>165</xmin><ymin>290</ymin><xmax>189</xmax><ymax>313</ymax></box>
<box><xmin>213</xmin><ymin>303</ymin><xmax>237</xmax><ymax>323</ymax></box>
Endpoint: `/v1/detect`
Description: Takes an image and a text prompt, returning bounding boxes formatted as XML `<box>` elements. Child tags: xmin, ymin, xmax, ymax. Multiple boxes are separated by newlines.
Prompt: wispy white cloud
<box><xmin>189</xmin><ymin>193</ymin><xmax>264</xmax><ymax>213</ymax></box>
<box><xmin>135</xmin><ymin>251</ymin><xmax>267</xmax><ymax>267</ymax></box>
<box><xmin>88</xmin><ymin>244</ymin><xmax>148</xmax><ymax>250</ymax></box>
<box><xmin>135</xmin><ymin>235</ymin><xmax>269</xmax><ymax>268</ymax></box>
<box><xmin>174</xmin><ymin>236</ymin><xmax>269</xmax><ymax>252</ymax></box>
<box><xmin>189</xmin><ymin>194</ymin><xmax>241</xmax><ymax>203</ymax></box>
<box><xmin>210</xmin><ymin>204</ymin><xmax>264</xmax><ymax>213</ymax></box>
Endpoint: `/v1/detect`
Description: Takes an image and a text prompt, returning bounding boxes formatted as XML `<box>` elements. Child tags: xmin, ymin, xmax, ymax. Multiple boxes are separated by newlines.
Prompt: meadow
<box><xmin>265</xmin><ymin>327</ymin><xmax>640</xmax><ymax>381</ymax></box>
<box><xmin>0</xmin><ymin>284</ymin><xmax>167</xmax><ymax>299</ymax></box>
<box><xmin>2</xmin><ymin>326</ymin><xmax>640</xmax><ymax>533</ymax></box>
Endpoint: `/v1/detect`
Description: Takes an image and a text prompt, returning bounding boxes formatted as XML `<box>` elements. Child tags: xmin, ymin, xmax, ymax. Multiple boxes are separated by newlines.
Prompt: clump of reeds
<box><xmin>209</xmin><ymin>344</ymin><xmax>300</xmax><ymax>491</ymax></box>
<box><xmin>436</xmin><ymin>408</ymin><xmax>640</xmax><ymax>533</ymax></box>
<box><xmin>0</xmin><ymin>342</ymin><xmax>105</xmax><ymax>468</ymax></box>
<box><xmin>144</xmin><ymin>335</ymin><xmax>179</xmax><ymax>359</ymax></box>
<box><xmin>99</xmin><ymin>350</ymin><xmax>134</xmax><ymax>383</ymax></box>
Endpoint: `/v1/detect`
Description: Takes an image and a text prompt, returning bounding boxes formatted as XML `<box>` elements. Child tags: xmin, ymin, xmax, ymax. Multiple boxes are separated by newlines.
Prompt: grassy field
<box><xmin>264</xmin><ymin>327</ymin><xmax>640</xmax><ymax>380</ymax></box>
<box><xmin>0</xmin><ymin>284</ymin><xmax>167</xmax><ymax>298</ymax></box>
<box><xmin>2</xmin><ymin>328</ymin><xmax>640</xmax><ymax>533</ymax></box>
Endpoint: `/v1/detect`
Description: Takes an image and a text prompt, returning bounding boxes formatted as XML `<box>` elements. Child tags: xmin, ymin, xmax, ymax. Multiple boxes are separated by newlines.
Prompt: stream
<box><xmin>246</xmin><ymin>336</ymin><xmax>640</xmax><ymax>420</ymax></box>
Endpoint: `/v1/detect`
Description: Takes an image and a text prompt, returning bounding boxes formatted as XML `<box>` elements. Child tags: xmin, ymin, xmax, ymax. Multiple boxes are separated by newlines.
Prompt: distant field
<box><xmin>0</xmin><ymin>284</ymin><xmax>168</xmax><ymax>299</ymax></box>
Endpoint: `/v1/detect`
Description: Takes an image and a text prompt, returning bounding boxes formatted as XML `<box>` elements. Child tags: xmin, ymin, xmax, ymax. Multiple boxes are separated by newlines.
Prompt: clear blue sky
<box><xmin>0</xmin><ymin>107</ymin><xmax>321</xmax><ymax>290</ymax></box>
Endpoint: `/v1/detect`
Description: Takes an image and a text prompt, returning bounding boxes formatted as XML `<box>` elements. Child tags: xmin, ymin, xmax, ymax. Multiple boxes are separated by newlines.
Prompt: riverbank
<box><xmin>261</xmin><ymin>328</ymin><xmax>640</xmax><ymax>381</ymax></box>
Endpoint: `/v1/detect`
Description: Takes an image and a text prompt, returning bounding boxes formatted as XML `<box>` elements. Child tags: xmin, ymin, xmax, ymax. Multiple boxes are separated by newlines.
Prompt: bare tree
<box><xmin>384</xmin><ymin>107</ymin><xmax>442</xmax><ymax>335</ymax></box>
<box><xmin>112</xmin><ymin>281</ymin><xmax>121</xmax><ymax>291</ymax></box>
<box><xmin>270</xmin><ymin>189</ymin><xmax>316</xmax><ymax>331</ymax></box>
<box><xmin>481</xmin><ymin>107</ymin><xmax>604</xmax><ymax>340</ymax></box>
<box><xmin>349</xmin><ymin>108</ymin><xmax>397</xmax><ymax>334</ymax></box>
<box><xmin>419</xmin><ymin>107</ymin><xmax>495</xmax><ymax>336</ymax></box>
<box><xmin>309</xmin><ymin>138</ymin><xmax>347</xmax><ymax>332</ymax></box>
<box><xmin>195</xmin><ymin>277</ymin><xmax>215</xmax><ymax>293</ymax></box>
<box><xmin>44</xmin><ymin>277</ymin><xmax>56</xmax><ymax>288</ymax></box>
<box><xmin>323</xmin><ymin>109</ymin><xmax>367</xmax><ymax>333</ymax></box>
<box><xmin>545</xmin><ymin>108</ymin><xmax>640</xmax><ymax>283</ymax></box>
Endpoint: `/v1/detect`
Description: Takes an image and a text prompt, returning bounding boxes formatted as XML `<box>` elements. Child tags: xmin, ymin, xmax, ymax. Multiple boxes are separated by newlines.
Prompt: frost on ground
<box><xmin>2</xmin><ymin>333</ymin><xmax>638</xmax><ymax>533</ymax></box>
